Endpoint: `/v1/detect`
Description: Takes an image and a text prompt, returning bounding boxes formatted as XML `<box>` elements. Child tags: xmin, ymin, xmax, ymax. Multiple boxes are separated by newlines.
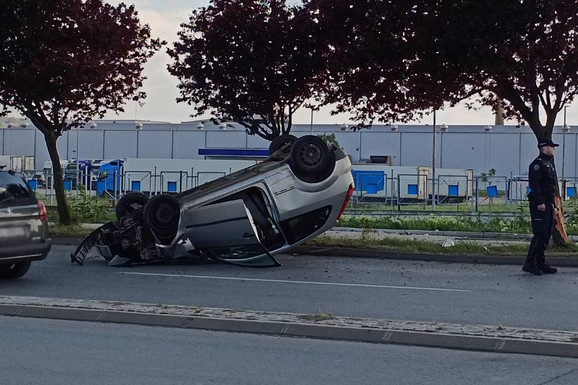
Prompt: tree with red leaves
<box><xmin>308</xmin><ymin>0</ymin><xmax>578</xmax><ymax>142</ymax></box>
<box><xmin>0</xmin><ymin>0</ymin><xmax>162</xmax><ymax>224</ymax></box>
<box><xmin>168</xmin><ymin>0</ymin><xmax>323</xmax><ymax>140</ymax></box>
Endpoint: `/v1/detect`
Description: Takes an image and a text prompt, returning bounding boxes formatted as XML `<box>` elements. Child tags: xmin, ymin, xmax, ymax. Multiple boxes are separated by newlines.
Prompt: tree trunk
<box><xmin>44</xmin><ymin>133</ymin><xmax>72</xmax><ymax>225</ymax></box>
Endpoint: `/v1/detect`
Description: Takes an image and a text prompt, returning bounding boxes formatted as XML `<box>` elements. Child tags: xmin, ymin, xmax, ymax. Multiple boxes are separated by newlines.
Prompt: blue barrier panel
<box><xmin>487</xmin><ymin>185</ymin><xmax>498</xmax><ymax>197</ymax></box>
<box><xmin>526</xmin><ymin>186</ymin><xmax>531</xmax><ymax>196</ymax></box>
<box><xmin>167</xmin><ymin>181</ymin><xmax>177</xmax><ymax>192</ymax></box>
<box><xmin>407</xmin><ymin>184</ymin><xmax>418</xmax><ymax>195</ymax></box>
<box><xmin>567</xmin><ymin>187</ymin><xmax>577</xmax><ymax>198</ymax></box>
<box><xmin>96</xmin><ymin>181</ymin><xmax>106</xmax><ymax>196</ymax></box>
<box><xmin>28</xmin><ymin>180</ymin><xmax>37</xmax><ymax>190</ymax></box>
<box><xmin>131</xmin><ymin>181</ymin><xmax>141</xmax><ymax>191</ymax></box>
<box><xmin>351</xmin><ymin>170</ymin><xmax>385</xmax><ymax>193</ymax></box>
<box><xmin>366</xmin><ymin>184</ymin><xmax>378</xmax><ymax>194</ymax></box>
<box><xmin>63</xmin><ymin>180</ymin><xmax>72</xmax><ymax>191</ymax></box>
<box><xmin>448</xmin><ymin>185</ymin><xmax>459</xmax><ymax>196</ymax></box>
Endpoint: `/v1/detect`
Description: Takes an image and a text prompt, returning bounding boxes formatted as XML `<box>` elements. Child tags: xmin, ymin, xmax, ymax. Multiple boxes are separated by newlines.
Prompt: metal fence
<box><xmin>348</xmin><ymin>173</ymin><xmax>578</xmax><ymax>213</ymax></box>
<box><xmin>30</xmin><ymin>169</ymin><xmax>578</xmax><ymax>214</ymax></box>
<box><xmin>31</xmin><ymin>168</ymin><xmax>226</xmax><ymax>205</ymax></box>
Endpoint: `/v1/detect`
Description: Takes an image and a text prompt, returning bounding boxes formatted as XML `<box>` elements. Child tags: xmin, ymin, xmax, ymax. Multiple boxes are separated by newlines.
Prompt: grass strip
<box><xmin>307</xmin><ymin>234</ymin><xmax>578</xmax><ymax>257</ymax></box>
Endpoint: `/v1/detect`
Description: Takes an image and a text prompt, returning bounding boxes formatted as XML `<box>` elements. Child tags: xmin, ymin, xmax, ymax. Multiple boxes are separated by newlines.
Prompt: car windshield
<box><xmin>0</xmin><ymin>171</ymin><xmax>34</xmax><ymax>207</ymax></box>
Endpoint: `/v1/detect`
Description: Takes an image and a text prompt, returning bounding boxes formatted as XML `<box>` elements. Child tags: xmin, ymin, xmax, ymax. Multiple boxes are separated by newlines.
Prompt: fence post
<box><xmin>475</xmin><ymin>176</ymin><xmax>479</xmax><ymax>213</ymax></box>
<box><xmin>390</xmin><ymin>174</ymin><xmax>394</xmax><ymax>211</ymax></box>
<box><xmin>396</xmin><ymin>174</ymin><xmax>401</xmax><ymax>215</ymax></box>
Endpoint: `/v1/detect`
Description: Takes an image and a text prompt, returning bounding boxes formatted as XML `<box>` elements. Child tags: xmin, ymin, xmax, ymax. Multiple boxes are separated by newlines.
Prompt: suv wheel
<box><xmin>0</xmin><ymin>261</ymin><xmax>31</xmax><ymax>279</ymax></box>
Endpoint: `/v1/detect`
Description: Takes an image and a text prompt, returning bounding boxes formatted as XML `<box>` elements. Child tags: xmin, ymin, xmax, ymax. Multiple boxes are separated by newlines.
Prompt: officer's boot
<box><xmin>537</xmin><ymin>258</ymin><xmax>558</xmax><ymax>274</ymax></box>
<box><xmin>523</xmin><ymin>254</ymin><xmax>542</xmax><ymax>275</ymax></box>
<box><xmin>524</xmin><ymin>237</ymin><xmax>542</xmax><ymax>275</ymax></box>
<box><xmin>522</xmin><ymin>261</ymin><xmax>542</xmax><ymax>275</ymax></box>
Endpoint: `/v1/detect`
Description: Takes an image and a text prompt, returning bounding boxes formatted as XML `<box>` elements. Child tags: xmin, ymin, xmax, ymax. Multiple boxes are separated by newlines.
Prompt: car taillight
<box><xmin>37</xmin><ymin>201</ymin><xmax>47</xmax><ymax>222</ymax></box>
<box><xmin>336</xmin><ymin>184</ymin><xmax>354</xmax><ymax>222</ymax></box>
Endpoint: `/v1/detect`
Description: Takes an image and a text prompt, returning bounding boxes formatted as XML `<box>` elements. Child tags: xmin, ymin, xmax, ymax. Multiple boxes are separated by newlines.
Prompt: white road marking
<box><xmin>120</xmin><ymin>272</ymin><xmax>471</xmax><ymax>293</ymax></box>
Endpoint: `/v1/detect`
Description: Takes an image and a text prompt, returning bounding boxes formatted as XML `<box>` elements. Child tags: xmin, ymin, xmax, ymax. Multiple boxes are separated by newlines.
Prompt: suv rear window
<box><xmin>0</xmin><ymin>171</ymin><xmax>35</xmax><ymax>207</ymax></box>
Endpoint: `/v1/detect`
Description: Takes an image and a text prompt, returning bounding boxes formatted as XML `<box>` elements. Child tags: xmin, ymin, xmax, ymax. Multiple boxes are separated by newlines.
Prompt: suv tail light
<box><xmin>37</xmin><ymin>201</ymin><xmax>47</xmax><ymax>222</ymax></box>
<box><xmin>336</xmin><ymin>184</ymin><xmax>354</xmax><ymax>222</ymax></box>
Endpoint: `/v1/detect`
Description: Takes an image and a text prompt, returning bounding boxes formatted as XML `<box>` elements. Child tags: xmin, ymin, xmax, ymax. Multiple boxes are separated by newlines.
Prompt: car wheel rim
<box><xmin>299</xmin><ymin>143</ymin><xmax>323</xmax><ymax>167</ymax></box>
<box><xmin>154</xmin><ymin>203</ymin><xmax>178</xmax><ymax>227</ymax></box>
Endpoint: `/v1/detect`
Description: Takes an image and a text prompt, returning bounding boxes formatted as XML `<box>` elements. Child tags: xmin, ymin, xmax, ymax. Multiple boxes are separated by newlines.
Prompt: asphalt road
<box><xmin>2</xmin><ymin>316</ymin><xmax>577</xmax><ymax>385</ymax></box>
<box><xmin>2</xmin><ymin>245</ymin><xmax>578</xmax><ymax>332</ymax></box>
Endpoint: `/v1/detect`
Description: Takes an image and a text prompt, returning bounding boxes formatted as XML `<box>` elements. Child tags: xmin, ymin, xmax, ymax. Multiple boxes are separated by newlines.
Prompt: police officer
<box><xmin>523</xmin><ymin>139</ymin><xmax>559</xmax><ymax>275</ymax></box>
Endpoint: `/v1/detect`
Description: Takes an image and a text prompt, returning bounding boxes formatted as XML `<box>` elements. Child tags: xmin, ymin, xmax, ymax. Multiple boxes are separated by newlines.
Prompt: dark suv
<box><xmin>0</xmin><ymin>168</ymin><xmax>51</xmax><ymax>279</ymax></box>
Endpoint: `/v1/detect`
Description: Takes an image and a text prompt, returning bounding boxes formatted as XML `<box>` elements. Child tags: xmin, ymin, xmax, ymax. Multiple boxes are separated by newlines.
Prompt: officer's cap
<box><xmin>537</xmin><ymin>139</ymin><xmax>559</xmax><ymax>148</ymax></box>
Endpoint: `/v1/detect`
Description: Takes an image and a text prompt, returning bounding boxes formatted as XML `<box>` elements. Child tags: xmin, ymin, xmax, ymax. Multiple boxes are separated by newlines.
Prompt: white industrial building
<box><xmin>0</xmin><ymin>119</ymin><xmax>575</xmax><ymax>179</ymax></box>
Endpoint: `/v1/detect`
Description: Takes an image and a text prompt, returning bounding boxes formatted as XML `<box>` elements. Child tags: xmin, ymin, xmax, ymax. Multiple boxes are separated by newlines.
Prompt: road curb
<box><xmin>292</xmin><ymin>246</ymin><xmax>578</xmax><ymax>267</ymax></box>
<box><xmin>52</xmin><ymin>237</ymin><xmax>578</xmax><ymax>267</ymax></box>
<box><xmin>1</xmin><ymin>297</ymin><xmax>577</xmax><ymax>358</ymax></box>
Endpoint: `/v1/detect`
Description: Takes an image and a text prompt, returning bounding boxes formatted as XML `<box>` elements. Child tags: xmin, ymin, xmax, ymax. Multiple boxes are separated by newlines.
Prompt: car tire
<box><xmin>0</xmin><ymin>261</ymin><xmax>31</xmax><ymax>279</ymax></box>
<box><xmin>290</xmin><ymin>135</ymin><xmax>332</xmax><ymax>176</ymax></box>
<box><xmin>143</xmin><ymin>194</ymin><xmax>180</xmax><ymax>244</ymax></box>
<box><xmin>268</xmin><ymin>134</ymin><xmax>297</xmax><ymax>156</ymax></box>
<box><xmin>116</xmin><ymin>192</ymin><xmax>149</xmax><ymax>220</ymax></box>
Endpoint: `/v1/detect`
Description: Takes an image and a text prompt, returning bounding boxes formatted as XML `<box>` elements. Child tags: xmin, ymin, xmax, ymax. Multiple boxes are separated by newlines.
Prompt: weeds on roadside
<box><xmin>308</xmin><ymin>235</ymin><xmax>528</xmax><ymax>256</ymax></box>
<box><xmin>339</xmin><ymin>214</ymin><xmax>534</xmax><ymax>234</ymax></box>
<box><xmin>67</xmin><ymin>186</ymin><xmax>115</xmax><ymax>223</ymax></box>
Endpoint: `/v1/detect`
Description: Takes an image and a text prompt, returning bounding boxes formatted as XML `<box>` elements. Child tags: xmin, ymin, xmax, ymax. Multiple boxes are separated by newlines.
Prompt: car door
<box><xmin>181</xmin><ymin>199</ymin><xmax>280</xmax><ymax>267</ymax></box>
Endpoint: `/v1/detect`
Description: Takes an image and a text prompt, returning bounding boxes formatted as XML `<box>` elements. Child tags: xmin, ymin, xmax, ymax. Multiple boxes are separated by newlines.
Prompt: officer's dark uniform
<box><xmin>524</xmin><ymin>139</ymin><xmax>559</xmax><ymax>275</ymax></box>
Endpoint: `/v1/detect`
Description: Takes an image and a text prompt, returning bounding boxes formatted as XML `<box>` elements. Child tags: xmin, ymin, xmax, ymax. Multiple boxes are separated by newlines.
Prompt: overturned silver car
<box><xmin>71</xmin><ymin>135</ymin><xmax>354</xmax><ymax>267</ymax></box>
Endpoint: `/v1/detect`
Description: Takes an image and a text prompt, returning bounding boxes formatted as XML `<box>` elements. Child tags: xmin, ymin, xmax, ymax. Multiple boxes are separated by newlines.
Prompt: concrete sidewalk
<box><xmin>1</xmin><ymin>296</ymin><xmax>577</xmax><ymax>358</ymax></box>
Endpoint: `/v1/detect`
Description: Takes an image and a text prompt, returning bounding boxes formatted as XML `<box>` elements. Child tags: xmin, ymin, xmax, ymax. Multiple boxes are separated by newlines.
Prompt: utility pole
<box><xmin>562</xmin><ymin>105</ymin><xmax>570</xmax><ymax>193</ymax></box>
<box><xmin>432</xmin><ymin>110</ymin><xmax>437</xmax><ymax>211</ymax></box>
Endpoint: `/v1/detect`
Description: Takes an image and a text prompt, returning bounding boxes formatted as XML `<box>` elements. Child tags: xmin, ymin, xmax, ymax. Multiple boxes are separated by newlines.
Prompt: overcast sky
<box><xmin>102</xmin><ymin>0</ymin><xmax>577</xmax><ymax>128</ymax></box>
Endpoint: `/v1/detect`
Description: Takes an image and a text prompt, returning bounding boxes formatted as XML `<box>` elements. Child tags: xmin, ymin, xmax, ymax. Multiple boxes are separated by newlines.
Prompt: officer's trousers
<box><xmin>525</xmin><ymin>202</ymin><xmax>554</xmax><ymax>264</ymax></box>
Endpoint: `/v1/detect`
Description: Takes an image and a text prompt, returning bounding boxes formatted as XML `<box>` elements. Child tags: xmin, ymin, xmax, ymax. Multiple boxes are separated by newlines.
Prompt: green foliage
<box><xmin>317</xmin><ymin>133</ymin><xmax>341</xmax><ymax>148</ymax></box>
<box><xmin>339</xmin><ymin>213</ymin><xmax>534</xmax><ymax>234</ymax></box>
<box><xmin>563</xmin><ymin>212</ymin><xmax>578</xmax><ymax>235</ymax></box>
<box><xmin>67</xmin><ymin>187</ymin><xmax>115</xmax><ymax>223</ymax></box>
<box><xmin>310</xmin><ymin>234</ymin><xmax>530</xmax><ymax>256</ymax></box>
<box><xmin>480</xmin><ymin>168</ymin><xmax>497</xmax><ymax>184</ymax></box>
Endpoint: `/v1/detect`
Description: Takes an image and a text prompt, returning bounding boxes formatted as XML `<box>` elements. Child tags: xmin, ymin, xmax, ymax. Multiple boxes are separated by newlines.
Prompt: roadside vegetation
<box><xmin>339</xmin><ymin>214</ymin><xmax>533</xmax><ymax>234</ymax></box>
<box><xmin>44</xmin><ymin>195</ymin><xmax>578</xmax><ymax>256</ymax></box>
<box><xmin>339</xmin><ymin>209</ymin><xmax>578</xmax><ymax>236</ymax></box>
<box><xmin>310</xmin><ymin>231</ymin><xmax>578</xmax><ymax>257</ymax></box>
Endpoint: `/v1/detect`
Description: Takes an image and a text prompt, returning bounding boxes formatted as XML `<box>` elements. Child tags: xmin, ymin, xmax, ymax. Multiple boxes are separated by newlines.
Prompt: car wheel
<box><xmin>290</xmin><ymin>135</ymin><xmax>332</xmax><ymax>176</ymax></box>
<box><xmin>143</xmin><ymin>194</ymin><xmax>180</xmax><ymax>244</ymax></box>
<box><xmin>268</xmin><ymin>134</ymin><xmax>297</xmax><ymax>156</ymax></box>
<box><xmin>0</xmin><ymin>261</ymin><xmax>32</xmax><ymax>279</ymax></box>
<box><xmin>116</xmin><ymin>192</ymin><xmax>149</xmax><ymax>220</ymax></box>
